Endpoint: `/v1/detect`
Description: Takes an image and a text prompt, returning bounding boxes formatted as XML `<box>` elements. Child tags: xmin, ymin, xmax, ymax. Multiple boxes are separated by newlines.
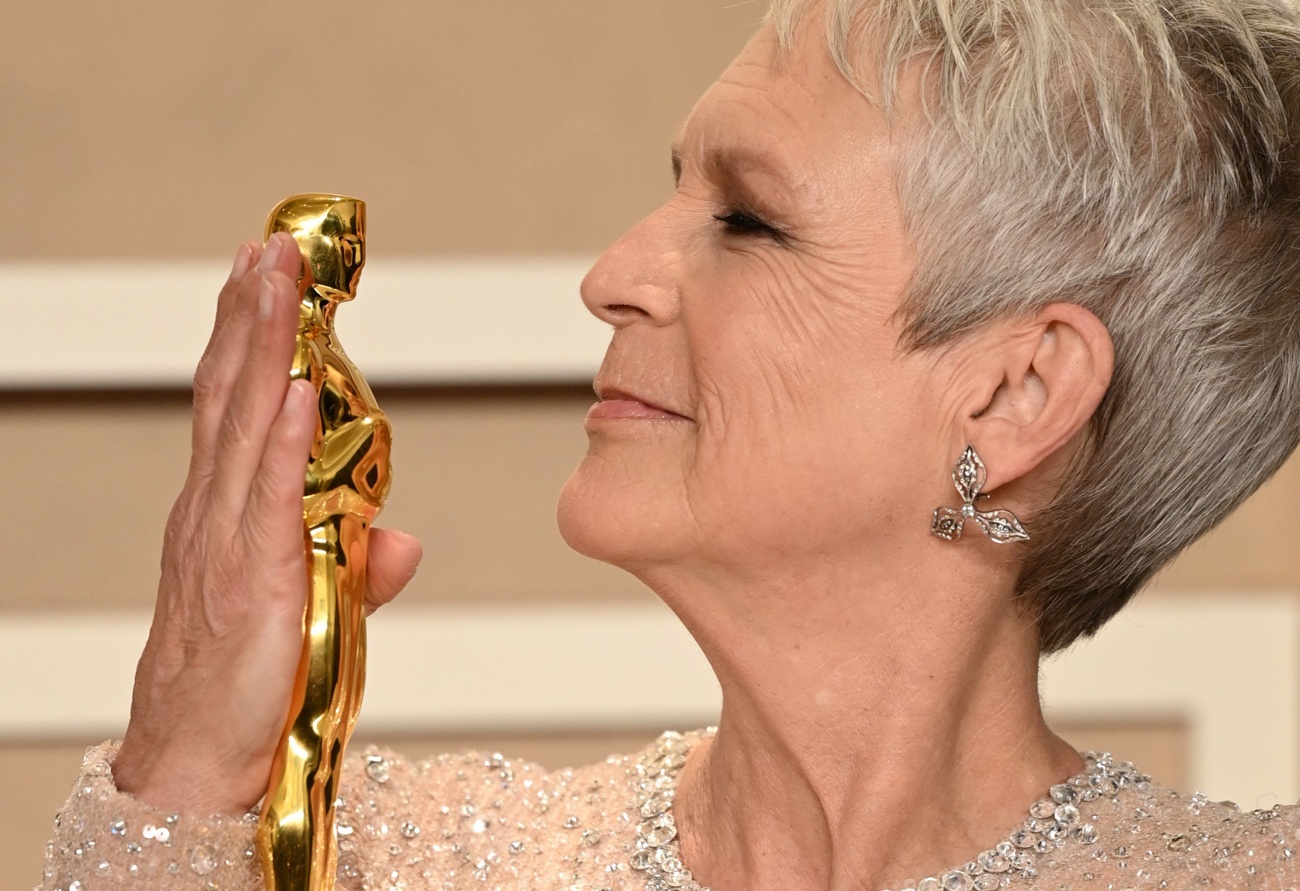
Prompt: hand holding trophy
<box><xmin>112</xmin><ymin>199</ymin><xmax>419</xmax><ymax>890</ymax></box>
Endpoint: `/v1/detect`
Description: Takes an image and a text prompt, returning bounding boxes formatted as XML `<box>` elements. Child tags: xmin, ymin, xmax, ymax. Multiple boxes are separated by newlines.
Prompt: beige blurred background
<box><xmin>3</xmin><ymin>1</ymin><xmax>1299</xmax><ymax>886</ymax></box>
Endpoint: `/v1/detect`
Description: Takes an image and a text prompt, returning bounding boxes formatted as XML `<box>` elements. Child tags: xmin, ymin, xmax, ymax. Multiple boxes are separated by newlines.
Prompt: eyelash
<box><xmin>713</xmin><ymin>209</ymin><xmax>783</xmax><ymax>241</ymax></box>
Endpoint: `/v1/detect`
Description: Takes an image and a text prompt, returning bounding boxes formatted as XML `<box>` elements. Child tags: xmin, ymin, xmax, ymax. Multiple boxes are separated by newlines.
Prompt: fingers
<box><xmin>203</xmin><ymin>242</ymin><xmax>259</xmax><ymax>364</ymax></box>
<box><xmin>191</xmin><ymin>242</ymin><xmax>262</xmax><ymax>473</ymax></box>
<box><xmin>206</xmin><ymin>238</ymin><xmax>307</xmax><ymax>520</ymax></box>
<box><xmin>241</xmin><ymin>379</ymin><xmax>318</xmax><ymax>597</ymax></box>
<box><xmin>190</xmin><ymin>234</ymin><xmax>301</xmax><ymax>481</ymax></box>
<box><xmin>365</xmin><ymin>528</ymin><xmax>424</xmax><ymax>613</ymax></box>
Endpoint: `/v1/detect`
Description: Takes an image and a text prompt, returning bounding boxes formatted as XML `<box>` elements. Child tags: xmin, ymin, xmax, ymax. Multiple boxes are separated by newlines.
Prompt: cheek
<box><xmin>684</xmin><ymin>312</ymin><xmax>934</xmax><ymax>556</ymax></box>
<box><xmin>686</xmin><ymin>392</ymin><xmax>930</xmax><ymax>559</ymax></box>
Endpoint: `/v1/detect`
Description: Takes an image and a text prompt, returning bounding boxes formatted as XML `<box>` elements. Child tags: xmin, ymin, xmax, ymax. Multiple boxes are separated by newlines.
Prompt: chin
<box><xmin>556</xmin><ymin>453</ymin><xmax>685</xmax><ymax>569</ymax></box>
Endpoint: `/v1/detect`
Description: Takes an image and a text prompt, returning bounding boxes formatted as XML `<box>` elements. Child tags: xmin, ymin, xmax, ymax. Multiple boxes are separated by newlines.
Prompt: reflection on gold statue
<box><xmin>255</xmin><ymin>194</ymin><xmax>392</xmax><ymax>891</ymax></box>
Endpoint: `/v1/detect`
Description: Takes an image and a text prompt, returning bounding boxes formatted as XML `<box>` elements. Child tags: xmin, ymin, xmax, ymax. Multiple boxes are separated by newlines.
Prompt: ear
<box><xmin>962</xmin><ymin>303</ymin><xmax>1114</xmax><ymax>492</ymax></box>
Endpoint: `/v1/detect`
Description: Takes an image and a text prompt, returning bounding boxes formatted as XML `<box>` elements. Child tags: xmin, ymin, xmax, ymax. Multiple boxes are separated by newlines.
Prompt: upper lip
<box><xmin>594</xmin><ymin>383</ymin><xmax>687</xmax><ymax>418</ymax></box>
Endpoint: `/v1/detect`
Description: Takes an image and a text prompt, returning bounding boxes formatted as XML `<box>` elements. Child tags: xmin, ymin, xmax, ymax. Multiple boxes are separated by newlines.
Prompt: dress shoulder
<box><xmin>1041</xmin><ymin>778</ymin><xmax>1300</xmax><ymax>890</ymax></box>
<box><xmin>1147</xmin><ymin>789</ymin><xmax>1300</xmax><ymax>890</ymax></box>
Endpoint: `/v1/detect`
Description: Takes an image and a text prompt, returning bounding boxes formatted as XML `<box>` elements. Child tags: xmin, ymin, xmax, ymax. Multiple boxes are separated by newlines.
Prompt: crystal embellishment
<box><xmin>627</xmin><ymin>734</ymin><xmax>1145</xmax><ymax>891</ymax></box>
<box><xmin>189</xmin><ymin>844</ymin><xmax>218</xmax><ymax>876</ymax></box>
<box><xmin>365</xmin><ymin>754</ymin><xmax>391</xmax><ymax>784</ymax></box>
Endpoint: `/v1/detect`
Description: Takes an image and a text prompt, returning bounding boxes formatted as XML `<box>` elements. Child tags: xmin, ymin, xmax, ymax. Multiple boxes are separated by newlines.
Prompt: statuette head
<box><xmin>265</xmin><ymin>194</ymin><xmax>365</xmax><ymax>302</ymax></box>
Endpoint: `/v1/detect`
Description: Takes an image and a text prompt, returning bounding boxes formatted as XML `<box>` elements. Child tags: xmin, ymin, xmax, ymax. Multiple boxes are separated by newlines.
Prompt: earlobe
<box><xmin>965</xmin><ymin>303</ymin><xmax>1114</xmax><ymax>492</ymax></box>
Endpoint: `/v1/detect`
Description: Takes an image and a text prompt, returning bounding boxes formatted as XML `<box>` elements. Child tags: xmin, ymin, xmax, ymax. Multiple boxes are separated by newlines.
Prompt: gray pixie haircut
<box><xmin>767</xmin><ymin>0</ymin><xmax>1300</xmax><ymax>651</ymax></box>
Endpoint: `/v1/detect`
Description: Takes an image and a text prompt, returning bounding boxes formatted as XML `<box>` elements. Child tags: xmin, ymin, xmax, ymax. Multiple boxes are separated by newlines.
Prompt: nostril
<box><xmin>604</xmin><ymin>303</ymin><xmax>651</xmax><ymax>318</ymax></box>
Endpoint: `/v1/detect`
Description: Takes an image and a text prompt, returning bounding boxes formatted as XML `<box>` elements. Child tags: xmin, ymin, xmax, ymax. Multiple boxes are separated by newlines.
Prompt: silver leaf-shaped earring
<box><xmin>930</xmin><ymin>445</ymin><xmax>1030</xmax><ymax>544</ymax></box>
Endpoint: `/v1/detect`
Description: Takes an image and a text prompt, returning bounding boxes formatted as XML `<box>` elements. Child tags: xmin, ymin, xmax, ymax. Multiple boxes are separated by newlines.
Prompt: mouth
<box><xmin>587</xmin><ymin>385</ymin><xmax>690</xmax><ymax>422</ymax></box>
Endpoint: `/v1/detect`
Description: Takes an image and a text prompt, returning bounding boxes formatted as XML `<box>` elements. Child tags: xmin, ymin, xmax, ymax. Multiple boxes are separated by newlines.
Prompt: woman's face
<box><xmin>559</xmin><ymin>23</ymin><xmax>955</xmax><ymax>581</ymax></box>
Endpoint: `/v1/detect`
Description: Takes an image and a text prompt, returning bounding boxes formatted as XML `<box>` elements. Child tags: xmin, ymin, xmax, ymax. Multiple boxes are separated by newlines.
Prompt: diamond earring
<box><xmin>931</xmin><ymin>445</ymin><xmax>1030</xmax><ymax>544</ymax></box>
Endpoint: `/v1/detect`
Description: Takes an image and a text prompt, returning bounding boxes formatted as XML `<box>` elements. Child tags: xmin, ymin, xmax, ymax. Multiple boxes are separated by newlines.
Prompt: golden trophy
<box><xmin>255</xmin><ymin>194</ymin><xmax>392</xmax><ymax>891</ymax></box>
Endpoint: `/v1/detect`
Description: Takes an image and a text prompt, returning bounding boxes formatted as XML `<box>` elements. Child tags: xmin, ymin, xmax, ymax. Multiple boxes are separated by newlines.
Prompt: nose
<box><xmin>579</xmin><ymin>206</ymin><xmax>682</xmax><ymax>328</ymax></box>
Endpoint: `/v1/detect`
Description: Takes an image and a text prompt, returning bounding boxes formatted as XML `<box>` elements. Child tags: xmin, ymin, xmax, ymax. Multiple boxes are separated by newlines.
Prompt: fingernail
<box><xmin>229</xmin><ymin>244</ymin><xmax>253</xmax><ymax>281</ymax></box>
<box><xmin>258</xmin><ymin>234</ymin><xmax>283</xmax><ymax>272</ymax></box>
<box><xmin>405</xmin><ymin>545</ymin><xmax>424</xmax><ymax>579</ymax></box>
<box><xmin>285</xmin><ymin>379</ymin><xmax>314</xmax><ymax>418</ymax></box>
<box><xmin>259</xmin><ymin>278</ymin><xmax>277</xmax><ymax>318</ymax></box>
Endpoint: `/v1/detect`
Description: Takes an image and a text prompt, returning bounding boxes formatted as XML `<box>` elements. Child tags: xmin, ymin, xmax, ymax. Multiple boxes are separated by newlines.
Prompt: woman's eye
<box><xmin>713</xmin><ymin>210</ymin><xmax>779</xmax><ymax>238</ymax></box>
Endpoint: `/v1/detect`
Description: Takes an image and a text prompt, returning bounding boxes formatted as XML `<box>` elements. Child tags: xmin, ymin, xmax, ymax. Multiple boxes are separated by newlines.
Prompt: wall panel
<box><xmin>0</xmin><ymin>1</ymin><xmax>761</xmax><ymax>260</ymax></box>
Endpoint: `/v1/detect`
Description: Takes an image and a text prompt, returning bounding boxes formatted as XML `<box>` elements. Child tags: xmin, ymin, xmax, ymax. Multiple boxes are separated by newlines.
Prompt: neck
<box><xmin>299</xmin><ymin>291</ymin><xmax>338</xmax><ymax>332</ymax></box>
<box><xmin>637</xmin><ymin>554</ymin><xmax>1080</xmax><ymax>891</ymax></box>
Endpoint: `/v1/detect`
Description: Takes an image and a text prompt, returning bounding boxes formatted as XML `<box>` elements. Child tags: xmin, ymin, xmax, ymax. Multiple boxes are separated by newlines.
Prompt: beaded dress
<box><xmin>38</xmin><ymin>730</ymin><xmax>1300</xmax><ymax>891</ymax></box>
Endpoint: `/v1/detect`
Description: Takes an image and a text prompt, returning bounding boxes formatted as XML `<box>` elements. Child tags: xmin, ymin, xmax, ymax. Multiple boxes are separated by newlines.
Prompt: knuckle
<box><xmin>161</xmin><ymin>504</ymin><xmax>194</xmax><ymax>555</ymax></box>
<box><xmin>160</xmin><ymin>520</ymin><xmax>183</xmax><ymax>557</ymax></box>
<box><xmin>238</xmin><ymin>509</ymin><xmax>290</xmax><ymax>552</ymax></box>
<box><xmin>216</xmin><ymin>277</ymin><xmax>241</xmax><ymax>305</ymax></box>
<box><xmin>217</xmin><ymin>403</ymin><xmax>256</xmax><ymax>451</ymax></box>
<box><xmin>191</xmin><ymin>364</ymin><xmax>226</xmax><ymax>412</ymax></box>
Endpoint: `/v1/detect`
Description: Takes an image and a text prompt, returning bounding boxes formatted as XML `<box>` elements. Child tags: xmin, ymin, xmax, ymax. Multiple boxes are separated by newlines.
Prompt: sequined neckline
<box><xmin>627</xmin><ymin>729</ymin><xmax>1148</xmax><ymax>891</ymax></box>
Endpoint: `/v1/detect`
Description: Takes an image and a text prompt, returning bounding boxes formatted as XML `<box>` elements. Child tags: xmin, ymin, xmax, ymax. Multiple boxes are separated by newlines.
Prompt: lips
<box><xmin>588</xmin><ymin>385</ymin><xmax>689</xmax><ymax>422</ymax></box>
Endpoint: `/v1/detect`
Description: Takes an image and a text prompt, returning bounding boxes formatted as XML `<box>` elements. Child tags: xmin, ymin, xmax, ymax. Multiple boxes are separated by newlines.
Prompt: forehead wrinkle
<box><xmin>677</xmin><ymin>24</ymin><xmax>901</xmax><ymax>237</ymax></box>
<box><xmin>675</xmin><ymin>53</ymin><xmax>809</xmax><ymax>164</ymax></box>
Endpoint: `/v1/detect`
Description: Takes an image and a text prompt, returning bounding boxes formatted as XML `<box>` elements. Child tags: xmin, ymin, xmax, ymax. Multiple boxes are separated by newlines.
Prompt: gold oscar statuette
<box><xmin>255</xmin><ymin>194</ymin><xmax>392</xmax><ymax>891</ymax></box>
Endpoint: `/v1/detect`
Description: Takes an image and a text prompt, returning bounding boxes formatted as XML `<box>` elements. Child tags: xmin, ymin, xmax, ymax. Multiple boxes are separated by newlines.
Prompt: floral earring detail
<box><xmin>931</xmin><ymin>445</ymin><xmax>1030</xmax><ymax>543</ymax></box>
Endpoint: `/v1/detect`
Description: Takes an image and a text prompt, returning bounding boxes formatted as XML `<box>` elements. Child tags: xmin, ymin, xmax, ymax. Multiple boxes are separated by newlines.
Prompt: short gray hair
<box><xmin>767</xmin><ymin>0</ymin><xmax>1300</xmax><ymax>651</ymax></box>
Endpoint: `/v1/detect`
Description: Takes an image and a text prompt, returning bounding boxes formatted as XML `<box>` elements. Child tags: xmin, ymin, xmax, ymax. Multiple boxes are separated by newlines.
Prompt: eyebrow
<box><xmin>671</xmin><ymin>142</ymin><xmax>794</xmax><ymax>195</ymax></box>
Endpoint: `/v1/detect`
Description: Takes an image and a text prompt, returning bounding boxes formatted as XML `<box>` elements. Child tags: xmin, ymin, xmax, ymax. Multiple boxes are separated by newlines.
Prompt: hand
<box><xmin>113</xmin><ymin>234</ymin><xmax>423</xmax><ymax>815</ymax></box>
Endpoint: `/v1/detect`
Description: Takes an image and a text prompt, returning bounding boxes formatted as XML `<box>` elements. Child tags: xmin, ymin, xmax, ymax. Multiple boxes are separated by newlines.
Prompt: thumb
<box><xmin>364</xmin><ymin>528</ymin><xmax>423</xmax><ymax>614</ymax></box>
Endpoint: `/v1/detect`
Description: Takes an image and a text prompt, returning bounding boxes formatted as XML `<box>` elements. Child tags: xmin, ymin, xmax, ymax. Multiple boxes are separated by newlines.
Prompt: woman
<box><xmin>40</xmin><ymin>0</ymin><xmax>1300</xmax><ymax>889</ymax></box>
